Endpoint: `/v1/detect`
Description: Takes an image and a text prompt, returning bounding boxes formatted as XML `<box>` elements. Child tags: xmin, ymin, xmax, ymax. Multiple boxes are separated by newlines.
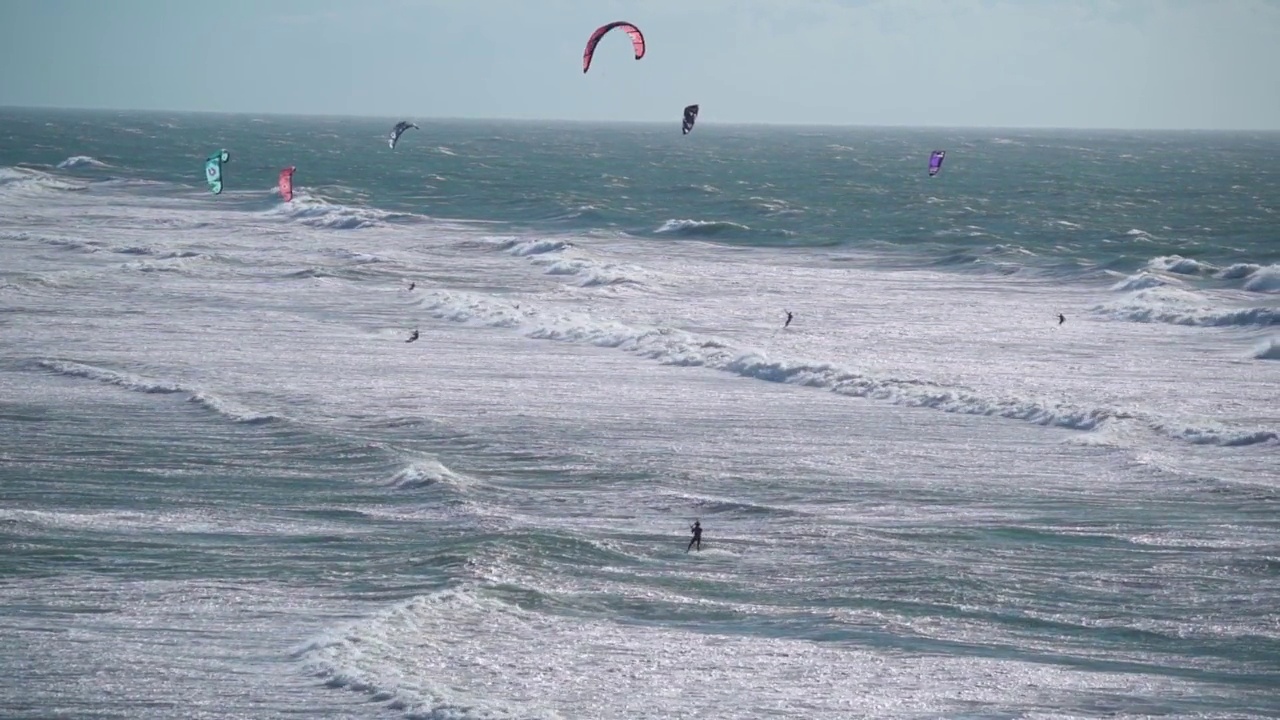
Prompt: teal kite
<box><xmin>204</xmin><ymin>150</ymin><xmax>229</xmax><ymax>194</ymax></box>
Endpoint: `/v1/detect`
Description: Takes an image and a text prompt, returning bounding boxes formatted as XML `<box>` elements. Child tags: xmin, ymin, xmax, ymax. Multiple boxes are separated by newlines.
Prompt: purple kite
<box><xmin>583</xmin><ymin>21</ymin><xmax>645</xmax><ymax>73</ymax></box>
<box><xmin>928</xmin><ymin>150</ymin><xmax>946</xmax><ymax>177</ymax></box>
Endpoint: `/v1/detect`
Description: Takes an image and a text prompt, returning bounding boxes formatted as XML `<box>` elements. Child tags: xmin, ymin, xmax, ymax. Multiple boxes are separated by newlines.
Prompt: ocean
<box><xmin>1</xmin><ymin>107</ymin><xmax>1278</xmax><ymax>720</ymax></box>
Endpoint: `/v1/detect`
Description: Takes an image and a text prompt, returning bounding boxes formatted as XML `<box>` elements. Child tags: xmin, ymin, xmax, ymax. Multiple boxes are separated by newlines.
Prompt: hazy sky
<box><xmin>2</xmin><ymin>0</ymin><xmax>1278</xmax><ymax>130</ymax></box>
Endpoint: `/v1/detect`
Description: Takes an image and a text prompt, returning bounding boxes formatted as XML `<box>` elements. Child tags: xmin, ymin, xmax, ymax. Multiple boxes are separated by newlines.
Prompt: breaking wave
<box><xmin>416</xmin><ymin>290</ymin><xmax>1276</xmax><ymax>448</ymax></box>
<box><xmin>1142</xmin><ymin>256</ymin><xmax>1280</xmax><ymax>294</ymax></box>
<box><xmin>1111</xmin><ymin>272</ymin><xmax>1173</xmax><ymax>292</ymax></box>
<box><xmin>56</xmin><ymin>155</ymin><xmax>109</xmax><ymax>170</ymax></box>
<box><xmin>0</xmin><ymin>166</ymin><xmax>88</xmax><ymax>194</ymax></box>
<box><xmin>1242</xmin><ymin>265</ymin><xmax>1280</xmax><ymax>294</ymax></box>
<box><xmin>490</xmin><ymin>237</ymin><xmax>571</xmax><ymax>256</ymax></box>
<box><xmin>1095</xmin><ymin>287</ymin><xmax>1280</xmax><ymax>327</ymax></box>
<box><xmin>387</xmin><ymin>458</ymin><xmax>474</xmax><ymax>492</ymax></box>
<box><xmin>1147</xmin><ymin>255</ymin><xmax>1211</xmax><ymax>276</ymax></box>
<box><xmin>1253</xmin><ymin>337</ymin><xmax>1280</xmax><ymax>361</ymax></box>
<box><xmin>1218</xmin><ymin>263</ymin><xmax>1260</xmax><ymax>280</ymax></box>
<box><xmin>270</xmin><ymin>193</ymin><xmax>411</xmax><ymax>230</ymax></box>
<box><xmin>486</xmin><ymin>235</ymin><xmax>652</xmax><ymax>289</ymax></box>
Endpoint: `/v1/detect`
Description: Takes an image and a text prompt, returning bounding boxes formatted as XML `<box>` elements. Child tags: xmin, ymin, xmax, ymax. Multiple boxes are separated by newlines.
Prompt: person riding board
<box><xmin>687</xmin><ymin>520</ymin><xmax>702</xmax><ymax>552</ymax></box>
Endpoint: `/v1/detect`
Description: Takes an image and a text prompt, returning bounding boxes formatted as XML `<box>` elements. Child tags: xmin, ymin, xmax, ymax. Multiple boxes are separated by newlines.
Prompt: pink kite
<box><xmin>583</xmin><ymin>21</ymin><xmax>645</xmax><ymax>73</ymax></box>
<box><xmin>278</xmin><ymin>166</ymin><xmax>295</xmax><ymax>202</ymax></box>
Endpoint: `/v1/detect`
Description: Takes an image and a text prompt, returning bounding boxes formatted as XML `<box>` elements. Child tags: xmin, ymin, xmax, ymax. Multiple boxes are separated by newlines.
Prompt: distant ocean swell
<box><xmin>9</xmin><ymin>158</ymin><xmax>1280</xmax><ymax>289</ymax></box>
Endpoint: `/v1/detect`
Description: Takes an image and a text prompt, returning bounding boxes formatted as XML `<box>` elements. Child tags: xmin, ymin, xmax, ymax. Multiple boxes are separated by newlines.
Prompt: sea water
<box><xmin>1</xmin><ymin>109</ymin><xmax>1278</xmax><ymax>719</ymax></box>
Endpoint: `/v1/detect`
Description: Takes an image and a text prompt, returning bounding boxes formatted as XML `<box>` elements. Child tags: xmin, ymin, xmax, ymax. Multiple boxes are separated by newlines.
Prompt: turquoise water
<box><xmin>1</xmin><ymin>109</ymin><xmax>1278</xmax><ymax>719</ymax></box>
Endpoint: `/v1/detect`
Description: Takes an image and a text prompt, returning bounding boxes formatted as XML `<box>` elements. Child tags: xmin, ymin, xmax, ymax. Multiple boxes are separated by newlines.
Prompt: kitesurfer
<box><xmin>406</xmin><ymin>329</ymin><xmax>419</xmax><ymax>343</ymax></box>
<box><xmin>784</xmin><ymin>310</ymin><xmax>794</xmax><ymax>329</ymax></box>
<box><xmin>1058</xmin><ymin>313</ymin><xmax>1066</xmax><ymax>325</ymax></box>
<box><xmin>408</xmin><ymin>282</ymin><xmax>415</xmax><ymax>291</ymax></box>
<box><xmin>686</xmin><ymin>520</ymin><xmax>702</xmax><ymax>553</ymax></box>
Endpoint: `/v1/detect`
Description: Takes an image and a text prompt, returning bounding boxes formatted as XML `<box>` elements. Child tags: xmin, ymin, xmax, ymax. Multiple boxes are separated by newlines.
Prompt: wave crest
<box><xmin>56</xmin><ymin>155</ymin><xmax>109</xmax><ymax>170</ymax></box>
<box><xmin>1217</xmin><ymin>263</ymin><xmax>1260</xmax><ymax>280</ymax></box>
<box><xmin>1147</xmin><ymin>255</ymin><xmax>1212</xmax><ymax>276</ymax></box>
<box><xmin>37</xmin><ymin>360</ymin><xmax>283</xmax><ymax>424</ymax></box>
<box><xmin>1111</xmin><ymin>272</ymin><xmax>1172</xmax><ymax>292</ymax></box>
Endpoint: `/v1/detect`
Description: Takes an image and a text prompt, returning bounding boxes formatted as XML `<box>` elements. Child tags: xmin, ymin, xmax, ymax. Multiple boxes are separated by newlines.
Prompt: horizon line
<box><xmin>3</xmin><ymin>103</ymin><xmax>1278</xmax><ymax>135</ymax></box>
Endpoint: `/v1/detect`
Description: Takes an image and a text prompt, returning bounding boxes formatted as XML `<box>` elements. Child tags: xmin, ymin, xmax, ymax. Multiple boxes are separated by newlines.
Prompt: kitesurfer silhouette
<box><xmin>408</xmin><ymin>282</ymin><xmax>415</xmax><ymax>291</ymax></box>
<box><xmin>686</xmin><ymin>520</ymin><xmax>702</xmax><ymax>553</ymax></box>
<box><xmin>784</xmin><ymin>310</ymin><xmax>794</xmax><ymax>329</ymax></box>
<box><xmin>406</xmin><ymin>329</ymin><xmax>419</xmax><ymax>343</ymax></box>
<box><xmin>1058</xmin><ymin>313</ymin><xmax>1066</xmax><ymax>325</ymax></box>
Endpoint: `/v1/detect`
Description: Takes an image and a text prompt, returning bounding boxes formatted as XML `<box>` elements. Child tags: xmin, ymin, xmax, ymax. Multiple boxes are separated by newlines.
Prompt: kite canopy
<box><xmin>278</xmin><ymin>166</ymin><xmax>296</xmax><ymax>202</ymax></box>
<box><xmin>682</xmin><ymin>104</ymin><xmax>700</xmax><ymax>135</ymax></box>
<box><xmin>928</xmin><ymin>150</ymin><xmax>946</xmax><ymax>177</ymax></box>
<box><xmin>583</xmin><ymin>21</ymin><xmax>645</xmax><ymax>73</ymax></box>
<box><xmin>204</xmin><ymin>150</ymin><xmax>229</xmax><ymax>195</ymax></box>
<box><xmin>389</xmin><ymin>121</ymin><xmax>419</xmax><ymax>149</ymax></box>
